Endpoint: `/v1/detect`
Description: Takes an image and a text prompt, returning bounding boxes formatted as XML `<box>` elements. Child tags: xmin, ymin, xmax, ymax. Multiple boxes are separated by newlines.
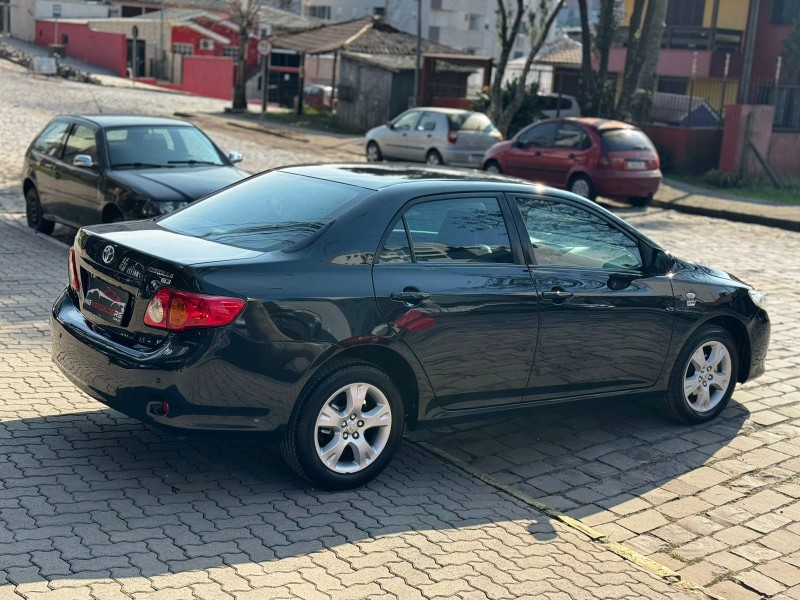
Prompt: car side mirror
<box><xmin>227</xmin><ymin>151</ymin><xmax>243</xmax><ymax>164</ymax></box>
<box><xmin>386</xmin><ymin>121</ymin><xmax>394</xmax><ymax>129</ymax></box>
<box><xmin>73</xmin><ymin>154</ymin><xmax>95</xmax><ymax>169</ymax></box>
<box><xmin>653</xmin><ymin>248</ymin><xmax>675</xmax><ymax>274</ymax></box>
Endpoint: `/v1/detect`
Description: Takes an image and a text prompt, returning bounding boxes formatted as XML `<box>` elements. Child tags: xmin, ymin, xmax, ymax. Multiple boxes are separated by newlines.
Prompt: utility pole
<box><xmin>413</xmin><ymin>0</ymin><xmax>421</xmax><ymax>107</ymax></box>
<box><xmin>158</xmin><ymin>0</ymin><xmax>164</xmax><ymax>79</ymax></box>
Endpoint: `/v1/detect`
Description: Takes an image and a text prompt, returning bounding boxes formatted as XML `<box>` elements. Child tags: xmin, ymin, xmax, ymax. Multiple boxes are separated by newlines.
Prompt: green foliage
<box><xmin>703</xmin><ymin>169</ymin><xmax>746</xmax><ymax>188</ymax></box>
<box><xmin>472</xmin><ymin>80</ymin><xmax>542</xmax><ymax>138</ymax></box>
<box><xmin>781</xmin><ymin>18</ymin><xmax>800</xmax><ymax>85</ymax></box>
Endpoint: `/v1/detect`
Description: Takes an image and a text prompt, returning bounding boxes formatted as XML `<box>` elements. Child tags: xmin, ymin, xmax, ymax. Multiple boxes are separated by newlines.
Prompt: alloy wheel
<box><xmin>683</xmin><ymin>340</ymin><xmax>732</xmax><ymax>413</ymax></box>
<box><xmin>314</xmin><ymin>382</ymin><xmax>392</xmax><ymax>474</ymax></box>
<box><xmin>366</xmin><ymin>143</ymin><xmax>380</xmax><ymax>162</ymax></box>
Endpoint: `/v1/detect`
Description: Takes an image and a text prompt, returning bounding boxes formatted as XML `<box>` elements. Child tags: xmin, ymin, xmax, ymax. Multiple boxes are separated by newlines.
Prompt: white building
<box><xmin>299</xmin><ymin>0</ymin><xmax>563</xmax><ymax>59</ymax></box>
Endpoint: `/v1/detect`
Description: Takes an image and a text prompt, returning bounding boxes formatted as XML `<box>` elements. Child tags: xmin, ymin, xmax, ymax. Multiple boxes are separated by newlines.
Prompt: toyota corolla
<box><xmin>52</xmin><ymin>165</ymin><xmax>769</xmax><ymax>489</ymax></box>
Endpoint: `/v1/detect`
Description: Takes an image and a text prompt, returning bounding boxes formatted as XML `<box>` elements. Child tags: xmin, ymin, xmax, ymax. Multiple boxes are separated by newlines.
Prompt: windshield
<box><xmin>601</xmin><ymin>129</ymin><xmax>655</xmax><ymax>152</ymax></box>
<box><xmin>106</xmin><ymin>125</ymin><xmax>226</xmax><ymax>169</ymax></box>
<box><xmin>447</xmin><ymin>112</ymin><xmax>497</xmax><ymax>133</ymax></box>
<box><xmin>158</xmin><ymin>171</ymin><xmax>367</xmax><ymax>252</ymax></box>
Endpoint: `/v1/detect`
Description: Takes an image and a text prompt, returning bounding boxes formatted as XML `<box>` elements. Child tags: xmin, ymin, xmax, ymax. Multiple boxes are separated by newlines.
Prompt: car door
<box><xmin>509</xmin><ymin>194</ymin><xmax>674</xmax><ymax>402</ymax></box>
<box><xmin>372</xmin><ymin>194</ymin><xmax>539</xmax><ymax>410</ymax></box>
<box><xmin>404</xmin><ymin>111</ymin><xmax>440</xmax><ymax>162</ymax></box>
<box><xmin>28</xmin><ymin>119</ymin><xmax>71</xmax><ymax>221</ymax></box>
<box><xmin>58</xmin><ymin>123</ymin><xmax>102</xmax><ymax>226</ymax></box>
<box><xmin>538</xmin><ymin>122</ymin><xmax>593</xmax><ymax>188</ymax></box>
<box><xmin>382</xmin><ymin>110</ymin><xmax>421</xmax><ymax>160</ymax></box>
<box><xmin>504</xmin><ymin>122</ymin><xmax>558</xmax><ymax>182</ymax></box>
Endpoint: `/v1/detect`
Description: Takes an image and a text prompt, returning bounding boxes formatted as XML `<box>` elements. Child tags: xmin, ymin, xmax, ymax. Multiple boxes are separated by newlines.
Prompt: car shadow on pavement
<box><xmin>411</xmin><ymin>394</ymin><xmax>751</xmax><ymax>552</ymax></box>
<box><xmin>0</xmin><ymin>408</ymin><xmax>566</xmax><ymax>585</ymax></box>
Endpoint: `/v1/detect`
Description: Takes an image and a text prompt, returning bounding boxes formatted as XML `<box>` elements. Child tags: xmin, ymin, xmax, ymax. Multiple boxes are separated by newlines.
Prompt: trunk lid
<box><xmin>74</xmin><ymin>223</ymin><xmax>261</xmax><ymax>346</ymax></box>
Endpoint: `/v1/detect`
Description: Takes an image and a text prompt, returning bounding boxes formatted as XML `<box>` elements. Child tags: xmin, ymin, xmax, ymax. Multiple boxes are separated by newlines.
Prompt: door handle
<box><xmin>390</xmin><ymin>290</ymin><xmax>431</xmax><ymax>304</ymax></box>
<box><xmin>568</xmin><ymin>153</ymin><xmax>576</xmax><ymax>159</ymax></box>
<box><xmin>542</xmin><ymin>289</ymin><xmax>573</xmax><ymax>302</ymax></box>
<box><xmin>534</xmin><ymin>151</ymin><xmax>542</xmax><ymax>156</ymax></box>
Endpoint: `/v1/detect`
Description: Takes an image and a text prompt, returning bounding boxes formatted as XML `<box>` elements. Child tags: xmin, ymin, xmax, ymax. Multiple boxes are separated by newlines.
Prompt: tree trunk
<box><xmin>577</xmin><ymin>0</ymin><xmax>595</xmax><ymax>115</ymax></box>
<box><xmin>616</xmin><ymin>0</ymin><xmax>657</xmax><ymax>118</ymax></box>
<box><xmin>488</xmin><ymin>0</ymin><xmax>525</xmax><ymax>125</ymax></box>
<box><xmin>594</xmin><ymin>0</ymin><xmax>619</xmax><ymax>116</ymax></box>
<box><xmin>232</xmin><ymin>29</ymin><xmax>249</xmax><ymax>111</ymax></box>
<box><xmin>637</xmin><ymin>0</ymin><xmax>668</xmax><ymax>93</ymax></box>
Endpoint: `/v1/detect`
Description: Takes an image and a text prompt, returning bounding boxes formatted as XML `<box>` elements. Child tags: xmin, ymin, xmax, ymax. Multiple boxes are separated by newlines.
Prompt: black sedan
<box><xmin>51</xmin><ymin>165</ymin><xmax>770</xmax><ymax>489</ymax></box>
<box><xmin>23</xmin><ymin>115</ymin><xmax>248</xmax><ymax>234</ymax></box>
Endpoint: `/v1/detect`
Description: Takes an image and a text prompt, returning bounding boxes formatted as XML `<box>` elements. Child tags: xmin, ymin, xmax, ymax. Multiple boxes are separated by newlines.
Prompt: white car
<box><xmin>537</xmin><ymin>93</ymin><xmax>581</xmax><ymax>119</ymax></box>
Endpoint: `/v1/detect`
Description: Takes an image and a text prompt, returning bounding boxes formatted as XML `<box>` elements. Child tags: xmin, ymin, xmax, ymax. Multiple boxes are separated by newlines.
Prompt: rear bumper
<box><xmin>443</xmin><ymin>148</ymin><xmax>490</xmax><ymax>168</ymax></box>
<box><xmin>588</xmin><ymin>169</ymin><xmax>662</xmax><ymax>199</ymax></box>
<box><xmin>51</xmin><ymin>289</ymin><xmax>319</xmax><ymax>435</ymax></box>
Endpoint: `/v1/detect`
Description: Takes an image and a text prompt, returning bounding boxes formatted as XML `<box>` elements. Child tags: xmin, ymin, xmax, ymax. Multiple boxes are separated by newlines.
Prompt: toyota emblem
<box><xmin>102</xmin><ymin>245</ymin><xmax>115</xmax><ymax>264</ymax></box>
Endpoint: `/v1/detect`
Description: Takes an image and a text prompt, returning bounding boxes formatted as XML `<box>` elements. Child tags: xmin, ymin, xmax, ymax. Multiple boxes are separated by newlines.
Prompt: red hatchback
<box><xmin>481</xmin><ymin>117</ymin><xmax>661</xmax><ymax>206</ymax></box>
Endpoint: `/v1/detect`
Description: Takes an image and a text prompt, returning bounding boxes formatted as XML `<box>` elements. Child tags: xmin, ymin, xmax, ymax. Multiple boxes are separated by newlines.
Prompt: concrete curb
<box><xmin>651</xmin><ymin>197</ymin><xmax>800</xmax><ymax>232</ymax></box>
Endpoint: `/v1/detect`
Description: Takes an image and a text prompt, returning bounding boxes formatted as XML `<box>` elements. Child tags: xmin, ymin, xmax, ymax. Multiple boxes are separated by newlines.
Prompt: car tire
<box><xmin>568</xmin><ymin>174</ymin><xmax>596</xmax><ymax>201</ymax></box>
<box><xmin>484</xmin><ymin>160</ymin><xmax>502</xmax><ymax>174</ymax></box>
<box><xmin>629</xmin><ymin>195</ymin><xmax>653</xmax><ymax>207</ymax></box>
<box><xmin>426</xmin><ymin>150</ymin><xmax>443</xmax><ymax>166</ymax></box>
<box><xmin>280</xmin><ymin>361</ymin><xmax>404</xmax><ymax>490</ymax></box>
<box><xmin>658</xmin><ymin>325</ymin><xmax>739</xmax><ymax>424</ymax></box>
<box><xmin>25</xmin><ymin>187</ymin><xmax>55</xmax><ymax>235</ymax></box>
<box><xmin>366</xmin><ymin>141</ymin><xmax>382</xmax><ymax>162</ymax></box>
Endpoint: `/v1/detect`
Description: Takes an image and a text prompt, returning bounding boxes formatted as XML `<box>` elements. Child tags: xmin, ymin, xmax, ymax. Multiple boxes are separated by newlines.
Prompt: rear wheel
<box><xmin>629</xmin><ymin>195</ymin><xmax>653</xmax><ymax>207</ymax></box>
<box><xmin>484</xmin><ymin>160</ymin><xmax>502</xmax><ymax>174</ymax></box>
<box><xmin>280</xmin><ymin>362</ymin><xmax>404</xmax><ymax>489</ymax></box>
<box><xmin>366</xmin><ymin>141</ymin><xmax>382</xmax><ymax>162</ymax></box>
<box><xmin>658</xmin><ymin>325</ymin><xmax>739</xmax><ymax>424</ymax></box>
<box><xmin>568</xmin><ymin>174</ymin><xmax>596</xmax><ymax>201</ymax></box>
<box><xmin>426</xmin><ymin>150</ymin><xmax>443</xmax><ymax>165</ymax></box>
<box><xmin>25</xmin><ymin>187</ymin><xmax>55</xmax><ymax>235</ymax></box>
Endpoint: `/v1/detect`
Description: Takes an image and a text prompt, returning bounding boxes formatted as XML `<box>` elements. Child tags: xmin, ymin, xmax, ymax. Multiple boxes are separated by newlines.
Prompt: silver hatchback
<box><xmin>365</xmin><ymin>108</ymin><xmax>502</xmax><ymax>168</ymax></box>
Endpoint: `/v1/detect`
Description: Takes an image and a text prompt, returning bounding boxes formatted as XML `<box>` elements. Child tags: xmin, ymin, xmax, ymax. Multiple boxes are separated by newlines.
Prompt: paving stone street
<box><xmin>0</xmin><ymin>58</ymin><xmax>799</xmax><ymax>599</ymax></box>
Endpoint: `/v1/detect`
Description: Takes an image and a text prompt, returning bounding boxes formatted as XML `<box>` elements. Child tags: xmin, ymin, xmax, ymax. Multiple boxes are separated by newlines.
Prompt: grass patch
<box><xmin>236</xmin><ymin>107</ymin><xmax>364</xmax><ymax>135</ymax></box>
<box><xmin>669</xmin><ymin>173</ymin><xmax>800</xmax><ymax>205</ymax></box>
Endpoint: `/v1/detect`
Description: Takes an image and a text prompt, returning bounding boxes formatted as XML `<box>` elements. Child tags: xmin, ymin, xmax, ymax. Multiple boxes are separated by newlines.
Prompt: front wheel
<box><xmin>658</xmin><ymin>325</ymin><xmax>739</xmax><ymax>424</ymax></box>
<box><xmin>25</xmin><ymin>187</ymin><xmax>55</xmax><ymax>235</ymax></box>
<box><xmin>280</xmin><ymin>362</ymin><xmax>404</xmax><ymax>489</ymax></box>
<box><xmin>366</xmin><ymin>141</ymin><xmax>382</xmax><ymax>162</ymax></box>
<box><xmin>484</xmin><ymin>161</ymin><xmax>502</xmax><ymax>174</ymax></box>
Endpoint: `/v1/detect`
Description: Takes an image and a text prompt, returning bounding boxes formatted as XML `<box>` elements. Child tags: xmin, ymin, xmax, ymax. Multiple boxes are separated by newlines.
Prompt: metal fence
<box><xmin>751</xmin><ymin>80</ymin><xmax>800</xmax><ymax>130</ymax></box>
<box><xmin>637</xmin><ymin>76</ymin><xmax>734</xmax><ymax>128</ymax></box>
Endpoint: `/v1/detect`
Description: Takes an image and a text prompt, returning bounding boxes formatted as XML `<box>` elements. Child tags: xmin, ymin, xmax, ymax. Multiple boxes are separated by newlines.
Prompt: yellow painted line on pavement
<box><xmin>414</xmin><ymin>440</ymin><xmax>726</xmax><ymax>600</ymax></box>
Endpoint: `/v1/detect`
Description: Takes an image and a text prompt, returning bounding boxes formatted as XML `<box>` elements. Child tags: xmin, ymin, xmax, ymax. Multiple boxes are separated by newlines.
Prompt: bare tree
<box><xmin>228</xmin><ymin>0</ymin><xmax>263</xmax><ymax>111</ymax></box>
<box><xmin>616</xmin><ymin>0</ymin><xmax>660</xmax><ymax>118</ymax></box>
<box><xmin>490</xmin><ymin>0</ymin><xmax>566</xmax><ymax>136</ymax></box>
<box><xmin>577</xmin><ymin>0</ymin><xmax>620</xmax><ymax>117</ymax></box>
<box><xmin>637</xmin><ymin>0</ymin><xmax>669</xmax><ymax>93</ymax></box>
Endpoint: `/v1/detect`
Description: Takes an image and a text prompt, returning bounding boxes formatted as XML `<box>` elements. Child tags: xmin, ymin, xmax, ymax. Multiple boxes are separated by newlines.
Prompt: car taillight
<box><xmin>68</xmin><ymin>247</ymin><xmax>80</xmax><ymax>292</ymax></box>
<box><xmin>144</xmin><ymin>288</ymin><xmax>246</xmax><ymax>331</ymax></box>
<box><xmin>447</xmin><ymin>130</ymin><xmax>459</xmax><ymax>144</ymax></box>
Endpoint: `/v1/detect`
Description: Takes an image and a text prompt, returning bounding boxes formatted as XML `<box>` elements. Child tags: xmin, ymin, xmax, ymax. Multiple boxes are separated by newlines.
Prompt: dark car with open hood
<box><xmin>23</xmin><ymin>115</ymin><xmax>248</xmax><ymax>233</ymax></box>
<box><xmin>51</xmin><ymin>165</ymin><xmax>770</xmax><ymax>490</ymax></box>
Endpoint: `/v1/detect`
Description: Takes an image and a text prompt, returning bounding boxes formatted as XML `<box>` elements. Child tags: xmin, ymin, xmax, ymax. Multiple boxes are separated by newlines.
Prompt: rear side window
<box><xmin>32</xmin><ymin>121</ymin><xmax>70</xmax><ymax>157</ymax></box>
<box><xmin>553</xmin><ymin>124</ymin><xmax>591</xmax><ymax>150</ymax></box>
<box><xmin>601</xmin><ymin>129</ymin><xmax>655</xmax><ymax>152</ymax></box>
<box><xmin>379</xmin><ymin>198</ymin><xmax>513</xmax><ymax>264</ymax></box>
<box><xmin>158</xmin><ymin>172</ymin><xmax>366</xmax><ymax>252</ymax></box>
<box><xmin>447</xmin><ymin>112</ymin><xmax>497</xmax><ymax>133</ymax></box>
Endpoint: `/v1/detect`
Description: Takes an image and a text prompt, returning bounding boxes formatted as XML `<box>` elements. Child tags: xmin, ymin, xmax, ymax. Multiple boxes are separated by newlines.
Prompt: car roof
<box><xmin>62</xmin><ymin>115</ymin><xmax>192</xmax><ymax>128</ymax></box>
<box><xmin>406</xmin><ymin>107</ymin><xmax>474</xmax><ymax>115</ymax></box>
<box><xmin>568</xmin><ymin>117</ymin><xmax>636</xmax><ymax>131</ymax></box>
<box><xmin>283</xmin><ymin>164</ymin><xmax>551</xmax><ymax>193</ymax></box>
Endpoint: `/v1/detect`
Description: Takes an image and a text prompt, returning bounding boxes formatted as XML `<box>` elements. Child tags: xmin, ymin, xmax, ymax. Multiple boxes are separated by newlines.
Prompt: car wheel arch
<box><xmin>23</xmin><ymin>178</ymin><xmax>36</xmax><ymax>196</ymax></box>
<box><xmin>679</xmin><ymin>314</ymin><xmax>752</xmax><ymax>382</ymax></box>
<box><xmin>300</xmin><ymin>342</ymin><xmax>429</xmax><ymax>430</ymax></box>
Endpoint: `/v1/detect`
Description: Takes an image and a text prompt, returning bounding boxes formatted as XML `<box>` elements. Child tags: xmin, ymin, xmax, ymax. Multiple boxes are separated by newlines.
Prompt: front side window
<box><xmin>62</xmin><ymin>125</ymin><xmax>98</xmax><ymax>164</ymax></box>
<box><xmin>380</xmin><ymin>198</ymin><xmax>513</xmax><ymax>264</ymax></box>
<box><xmin>515</xmin><ymin>197</ymin><xmax>642</xmax><ymax>270</ymax></box>
<box><xmin>33</xmin><ymin>121</ymin><xmax>70</xmax><ymax>157</ymax></box>
<box><xmin>391</xmin><ymin>111</ymin><xmax>420</xmax><ymax>131</ymax></box>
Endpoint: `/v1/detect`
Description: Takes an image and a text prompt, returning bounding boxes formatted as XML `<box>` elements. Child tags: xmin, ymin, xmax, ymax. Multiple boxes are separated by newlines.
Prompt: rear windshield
<box><xmin>601</xmin><ymin>129</ymin><xmax>655</xmax><ymax>152</ymax></box>
<box><xmin>158</xmin><ymin>171</ymin><xmax>366</xmax><ymax>252</ymax></box>
<box><xmin>447</xmin><ymin>112</ymin><xmax>497</xmax><ymax>133</ymax></box>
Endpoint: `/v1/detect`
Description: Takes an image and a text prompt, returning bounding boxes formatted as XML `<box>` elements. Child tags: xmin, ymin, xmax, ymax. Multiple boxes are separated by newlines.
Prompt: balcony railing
<box><xmin>618</xmin><ymin>26</ymin><xmax>744</xmax><ymax>53</ymax></box>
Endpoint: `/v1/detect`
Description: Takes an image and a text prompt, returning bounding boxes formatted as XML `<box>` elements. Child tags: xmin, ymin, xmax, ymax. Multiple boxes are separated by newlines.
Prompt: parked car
<box><xmin>536</xmin><ymin>93</ymin><xmax>581</xmax><ymax>120</ymax></box>
<box><xmin>365</xmin><ymin>107</ymin><xmax>502</xmax><ymax>167</ymax></box>
<box><xmin>481</xmin><ymin>117</ymin><xmax>661</xmax><ymax>206</ymax></box>
<box><xmin>23</xmin><ymin>115</ymin><xmax>248</xmax><ymax>234</ymax></box>
<box><xmin>303</xmin><ymin>84</ymin><xmax>334</xmax><ymax>111</ymax></box>
<box><xmin>52</xmin><ymin>164</ymin><xmax>769</xmax><ymax>490</ymax></box>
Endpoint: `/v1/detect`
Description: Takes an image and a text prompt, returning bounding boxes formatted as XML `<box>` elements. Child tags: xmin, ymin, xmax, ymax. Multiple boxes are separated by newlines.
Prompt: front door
<box><xmin>538</xmin><ymin>122</ymin><xmax>593</xmax><ymax>188</ymax></box>
<box><xmin>510</xmin><ymin>195</ymin><xmax>674</xmax><ymax>401</ymax></box>
<box><xmin>58</xmin><ymin>123</ymin><xmax>101</xmax><ymax>226</ymax></box>
<box><xmin>404</xmin><ymin>111</ymin><xmax>440</xmax><ymax>162</ymax></box>
<box><xmin>504</xmin><ymin>121</ymin><xmax>559</xmax><ymax>182</ymax></box>
<box><xmin>372</xmin><ymin>194</ymin><xmax>539</xmax><ymax>410</ymax></box>
<box><xmin>382</xmin><ymin>110</ymin><xmax>421</xmax><ymax>160</ymax></box>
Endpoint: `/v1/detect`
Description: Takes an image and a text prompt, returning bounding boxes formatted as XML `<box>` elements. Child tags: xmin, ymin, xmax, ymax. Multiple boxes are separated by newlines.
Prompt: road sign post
<box><xmin>131</xmin><ymin>25</ymin><xmax>139</xmax><ymax>85</ymax></box>
<box><xmin>257</xmin><ymin>40</ymin><xmax>272</xmax><ymax>124</ymax></box>
<box><xmin>52</xmin><ymin>4</ymin><xmax>61</xmax><ymax>47</ymax></box>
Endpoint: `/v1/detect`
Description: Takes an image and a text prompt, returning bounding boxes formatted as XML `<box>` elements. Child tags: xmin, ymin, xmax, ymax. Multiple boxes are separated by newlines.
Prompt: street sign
<box><xmin>52</xmin><ymin>4</ymin><xmax>61</xmax><ymax>18</ymax></box>
<box><xmin>257</xmin><ymin>40</ymin><xmax>272</xmax><ymax>56</ymax></box>
<box><xmin>132</xmin><ymin>25</ymin><xmax>139</xmax><ymax>38</ymax></box>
